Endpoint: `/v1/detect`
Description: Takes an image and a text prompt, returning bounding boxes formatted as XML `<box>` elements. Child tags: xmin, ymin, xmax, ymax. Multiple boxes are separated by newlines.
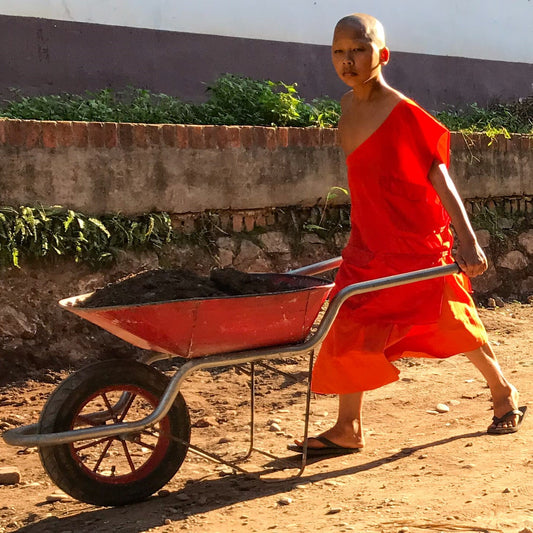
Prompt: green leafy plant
<box><xmin>201</xmin><ymin>74</ymin><xmax>340</xmax><ymax>127</ymax></box>
<box><xmin>2</xmin><ymin>76</ymin><xmax>529</xmax><ymax>133</ymax></box>
<box><xmin>0</xmin><ymin>75</ymin><xmax>341</xmax><ymax>127</ymax></box>
<box><xmin>0</xmin><ymin>206</ymin><xmax>173</xmax><ymax>268</ymax></box>
<box><xmin>1</xmin><ymin>87</ymin><xmax>201</xmax><ymax>124</ymax></box>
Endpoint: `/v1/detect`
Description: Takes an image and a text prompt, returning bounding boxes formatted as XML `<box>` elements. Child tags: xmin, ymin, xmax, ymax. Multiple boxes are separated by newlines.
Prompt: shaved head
<box><xmin>335</xmin><ymin>13</ymin><xmax>386</xmax><ymax>48</ymax></box>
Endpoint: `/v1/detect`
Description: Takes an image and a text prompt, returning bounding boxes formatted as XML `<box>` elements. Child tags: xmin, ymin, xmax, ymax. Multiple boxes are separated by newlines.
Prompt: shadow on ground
<box><xmin>17</xmin><ymin>431</ymin><xmax>485</xmax><ymax>533</ymax></box>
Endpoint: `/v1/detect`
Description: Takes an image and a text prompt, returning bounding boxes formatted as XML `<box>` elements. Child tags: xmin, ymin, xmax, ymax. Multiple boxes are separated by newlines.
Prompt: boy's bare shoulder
<box><xmin>340</xmin><ymin>90</ymin><xmax>353</xmax><ymax>111</ymax></box>
<box><xmin>380</xmin><ymin>87</ymin><xmax>407</xmax><ymax>108</ymax></box>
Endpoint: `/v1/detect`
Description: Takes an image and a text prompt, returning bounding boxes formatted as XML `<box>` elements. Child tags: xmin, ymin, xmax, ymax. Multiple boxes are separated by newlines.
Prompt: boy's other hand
<box><xmin>455</xmin><ymin>242</ymin><xmax>488</xmax><ymax>277</ymax></box>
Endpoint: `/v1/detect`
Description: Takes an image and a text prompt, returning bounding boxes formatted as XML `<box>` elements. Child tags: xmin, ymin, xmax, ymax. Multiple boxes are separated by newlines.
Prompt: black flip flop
<box><xmin>287</xmin><ymin>436</ymin><xmax>361</xmax><ymax>457</ymax></box>
<box><xmin>487</xmin><ymin>406</ymin><xmax>527</xmax><ymax>435</ymax></box>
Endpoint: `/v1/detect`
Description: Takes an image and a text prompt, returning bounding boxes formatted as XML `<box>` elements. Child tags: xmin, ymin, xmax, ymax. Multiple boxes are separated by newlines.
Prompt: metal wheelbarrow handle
<box><xmin>307</xmin><ymin>261</ymin><xmax>461</xmax><ymax>347</ymax></box>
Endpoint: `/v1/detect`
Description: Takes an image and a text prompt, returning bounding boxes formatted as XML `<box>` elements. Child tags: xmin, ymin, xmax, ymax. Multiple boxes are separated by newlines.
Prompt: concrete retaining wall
<box><xmin>0</xmin><ymin>118</ymin><xmax>531</xmax><ymax>215</ymax></box>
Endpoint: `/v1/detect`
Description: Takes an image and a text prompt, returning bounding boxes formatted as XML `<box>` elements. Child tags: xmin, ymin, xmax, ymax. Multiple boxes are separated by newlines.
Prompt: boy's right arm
<box><xmin>428</xmin><ymin>161</ymin><xmax>488</xmax><ymax>278</ymax></box>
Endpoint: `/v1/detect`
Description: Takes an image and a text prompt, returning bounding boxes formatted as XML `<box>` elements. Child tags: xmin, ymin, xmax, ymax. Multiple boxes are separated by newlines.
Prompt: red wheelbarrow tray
<box><xmin>59</xmin><ymin>273</ymin><xmax>334</xmax><ymax>359</ymax></box>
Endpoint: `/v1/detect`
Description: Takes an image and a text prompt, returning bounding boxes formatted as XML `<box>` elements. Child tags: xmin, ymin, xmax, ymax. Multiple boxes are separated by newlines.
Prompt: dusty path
<box><xmin>0</xmin><ymin>304</ymin><xmax>532</xmax><ymax>533</ymax></box>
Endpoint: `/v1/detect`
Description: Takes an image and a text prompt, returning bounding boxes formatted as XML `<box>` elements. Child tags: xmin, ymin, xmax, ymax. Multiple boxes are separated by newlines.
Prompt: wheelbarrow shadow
<box><xmin>16</xmin><ymin>430</ymin><xmax>486</xmax><ymax>533</ymax></box>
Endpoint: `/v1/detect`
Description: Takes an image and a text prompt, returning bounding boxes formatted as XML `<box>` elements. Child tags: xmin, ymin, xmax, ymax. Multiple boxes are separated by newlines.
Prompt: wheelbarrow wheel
<box><xmin>38</xmin><ymin>359</ymin><xmax>190</xmax><ymax>506</ymax></box>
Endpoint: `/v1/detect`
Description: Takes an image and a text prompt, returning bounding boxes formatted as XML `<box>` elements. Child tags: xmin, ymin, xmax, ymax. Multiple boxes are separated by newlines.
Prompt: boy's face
<box><xmin>331</xmin><ymin>23</ymin><xmax>387</xmax><ymax>88</ymax></box>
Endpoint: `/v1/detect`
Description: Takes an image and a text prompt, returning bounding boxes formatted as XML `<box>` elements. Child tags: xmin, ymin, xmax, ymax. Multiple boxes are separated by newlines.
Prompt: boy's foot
<box><xmin>488</xmin><ymin>388</ymin><xmax>525</xmax><ymax>433</ymax></box>
<box><xmin>487</xmin><ymin>406</ymin><xmax>527</xmax><ymax>434</ymax></box>
<box><xmin>292</xmin><ymin>426</ymin><xmax>365</xmax><ymax>452</ymax></box>
<box><xmin>288</xmin><ymin>435</ymin><xmax>361</xmax><ymax>457</ymax></box>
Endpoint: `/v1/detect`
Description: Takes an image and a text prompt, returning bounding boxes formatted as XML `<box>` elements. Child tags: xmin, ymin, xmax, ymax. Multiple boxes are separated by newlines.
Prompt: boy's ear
<box><xmin>379</xmin><ymin>47</ymin><xmax>390</xmax><ymax>65</ymax></box>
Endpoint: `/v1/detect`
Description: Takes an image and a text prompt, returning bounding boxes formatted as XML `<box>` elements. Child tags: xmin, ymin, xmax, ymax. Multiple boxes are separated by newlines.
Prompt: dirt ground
<box><xmin>0</xmin><ymin>303</ymin><xmax>532</xmax><ymax>533</ymax></box>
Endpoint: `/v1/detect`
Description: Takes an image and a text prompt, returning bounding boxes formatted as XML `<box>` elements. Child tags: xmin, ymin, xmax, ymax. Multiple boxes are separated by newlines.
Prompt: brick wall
<box><xmin>0</xmin><ymin>119</ymin><xmax>342</xmax><ymax>151</ymax></box>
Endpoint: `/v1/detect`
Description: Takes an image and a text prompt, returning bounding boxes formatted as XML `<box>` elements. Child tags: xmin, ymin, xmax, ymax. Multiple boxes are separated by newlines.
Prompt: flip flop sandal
<box><xmin>287</xmin><ymin>436</ymin><xmax>362</xmax><ymax>457</ymax></box>
<box><xmin>487</xmin><ymin>406</ymin><xmax>527</xmax><ymax>435</ymax></box>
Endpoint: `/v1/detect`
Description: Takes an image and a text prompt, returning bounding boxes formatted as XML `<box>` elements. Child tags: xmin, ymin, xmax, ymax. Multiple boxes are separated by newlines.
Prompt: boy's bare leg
<box><xmin>296</xmin><ymin>391</ymin><xmax>365</xmax><ymax>449</ymax></box>
<box><xmin>464</xmin><ymin>342</ymin><xmax>520</xmax><ymax>431</ymax></box>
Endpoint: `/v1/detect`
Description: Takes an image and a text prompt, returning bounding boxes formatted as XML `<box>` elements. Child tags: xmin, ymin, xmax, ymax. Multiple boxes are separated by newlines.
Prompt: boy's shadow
<box><xmin>17</xmin><ymin>430</ymin><xmax>485</xmax><ymax>533</ymax></box>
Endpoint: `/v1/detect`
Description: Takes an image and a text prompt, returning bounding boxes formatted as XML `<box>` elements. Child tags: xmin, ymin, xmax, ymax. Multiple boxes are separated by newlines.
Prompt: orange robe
<box><xmin>311</xmin><ymin>98</ymin><xmax>487</xmax><ymax>394</ymax></box>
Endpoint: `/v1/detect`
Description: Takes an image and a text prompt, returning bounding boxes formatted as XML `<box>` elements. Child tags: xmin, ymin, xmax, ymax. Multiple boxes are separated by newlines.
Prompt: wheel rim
<box><xmin>68</xmin><ymin>384</ymin><xmax>172</xmax><ymax>484</ymax></box>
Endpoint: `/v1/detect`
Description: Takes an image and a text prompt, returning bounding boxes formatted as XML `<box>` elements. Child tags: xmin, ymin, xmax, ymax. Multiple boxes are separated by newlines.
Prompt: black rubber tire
<box><xmin>38</xmin><ymin>359</ymin><xmax>190</xmax><ymax>506</ymax></box>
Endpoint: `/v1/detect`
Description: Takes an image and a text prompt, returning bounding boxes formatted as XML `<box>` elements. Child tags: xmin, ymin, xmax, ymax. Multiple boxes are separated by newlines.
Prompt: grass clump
<box><xmin>436</xmin><ymin>97</ymin><xmax>533</xmax><ymax>136</ymax></box>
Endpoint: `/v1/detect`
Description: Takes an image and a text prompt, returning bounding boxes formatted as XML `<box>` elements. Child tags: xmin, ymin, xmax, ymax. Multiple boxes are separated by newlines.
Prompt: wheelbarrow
<box><xmin>2</xmin><ymin>257</ymin><xmax>459</xmax><ymax>506</ymax></box>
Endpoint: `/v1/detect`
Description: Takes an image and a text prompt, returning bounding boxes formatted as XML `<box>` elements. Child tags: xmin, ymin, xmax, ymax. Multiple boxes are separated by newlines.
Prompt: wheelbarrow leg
<box><xmin>246</xmin><ymin>350</ymin><xmax>315</xmax><ymax>481</ymax></box>
<box><xmin>184</xmin><ymin>351</ymin><xmax>315</xmax><ymax>480</ymax></box>
<box><xmin>299</xmin><ymin>349</ymin><xmax>314</xmax><ymax>473</ymax></box>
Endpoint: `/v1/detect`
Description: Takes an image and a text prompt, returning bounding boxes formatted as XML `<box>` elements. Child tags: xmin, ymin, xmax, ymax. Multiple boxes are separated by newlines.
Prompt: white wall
<box><xmin>1</xmin><ymin>0</ymin><xmax>532</xmax><ymax>64</ymax></box>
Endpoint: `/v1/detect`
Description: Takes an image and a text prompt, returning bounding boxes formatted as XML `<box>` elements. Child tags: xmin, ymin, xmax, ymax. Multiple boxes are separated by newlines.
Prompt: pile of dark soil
<box><xmin>78</xmin><ymin>268</ymin><xmax>296</xmax><ymax>308</ymax></box>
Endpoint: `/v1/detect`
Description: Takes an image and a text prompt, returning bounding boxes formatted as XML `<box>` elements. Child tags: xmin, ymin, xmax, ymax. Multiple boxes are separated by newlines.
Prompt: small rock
<box><xmin>498</xmin><ymin>250</ymin><xmax>528</xmax><ymax>271</ymax></box>
<box><xmin>176</xmin><ymin>493</ymin><xmax>191</xmax><ymax>501</ymax></box>
<box><xmin>158</xmin><ymin>489</ymin><xmax>170</xmax><ymax>497</ymax></box>
<box><xmin>218</xmin><ymin>437</ymin><xmax>232</xmax><ymax>444</ymax></box>
<box><xmin>164</xmin><ymin>519</ymin><xmax>172</xmax><ymax>525</ymax></box>
<box><xmin>502</xmin><ymin>487</ymin><xmax>511</xmax><ymax>493</ymax></box>
<box><xmin>326</xmin><ymin>507</ymin><xmax>342</xmax><ymax>515</ymax></box>
<box><xmin>398</xmin><ymin>528</ymin><xmax>410</xmax><ymax>533</ymax></box>
<box><xmin>487</xmin><ymin>298</ymin><xmax>497</xmax><ymax>308</ymax></box>
<box><xmin>519</xmin><ymin>528</ymin><xmax>533</xmax><ymax>533</ymax></box>
<box><xmin>46</xmin><ymin>491</ymin><xmax>71</xmax><ymax>502</ymax></box>
<box><xmin>493</xmin><ymin>296</ymin><xmax>505</xmax><ymax>307</ymax></box>
<box><xmin>461</xmin><ymin>393</ymin><xmax>481</xmax><ymax>399</ymax></box>
<box><xmin>267</xmin><ymin>418</ymin><xmax>282</xmax><ymax>425</ymax></box>
<box><xmin>0</xmin><ymin>467</ymin><xmax>21</xmax><ymax>485</ymax></box>
<box><xmin>193</xmin><ymin>416</ymin><xmax>217</xmax><ymax>428</ymax></box>
<box><xmin>217</xmin><ymin>467</ymin><xmax>234</xmax><ymax>477</ymax></box>
<box><xmin>278</xmin><ymin>496</ymin><xmax>292</xmax><ymax>506</ymax></box>
<box><xmin>435</xmin><ymin>403</ymin><xmax>450</xmax><ymax>413</ymax></box>
<box><xmin>1</xmin><ymin>414</ymin><xmax>25</xmax><ymax>426</ymax></box>
<box><xmin>22</xmin><ymin>481</ymin><xmax>41</xmax><ymax>488</ymax></box>
<box><xmin>449</xmin><ymin>400</ymin><xmax>461</xmax><ymax>406</ymax></box>
<box><xmin>269</xmin><ymin>423</ymin><xmax>282</xmax><ymax>432</ymax></box>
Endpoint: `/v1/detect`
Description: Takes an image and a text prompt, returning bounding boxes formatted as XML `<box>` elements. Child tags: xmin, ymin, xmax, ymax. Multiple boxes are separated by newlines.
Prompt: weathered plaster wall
<box><xmin>1</xmin><ymin>119</ymin><xmax>531</xmax><ymax>215</ymax></box>
<box><xmin>1</xmin><ymin>2</ymin><xmax>532</xmax><ymax>107</ymax></box>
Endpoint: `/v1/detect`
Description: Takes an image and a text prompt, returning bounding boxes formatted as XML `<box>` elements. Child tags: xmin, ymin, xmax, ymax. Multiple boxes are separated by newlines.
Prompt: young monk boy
<box><xmin>291</xmin><ymin>13</ymin><xmax>526</xmax><ymax>456</ymax></box>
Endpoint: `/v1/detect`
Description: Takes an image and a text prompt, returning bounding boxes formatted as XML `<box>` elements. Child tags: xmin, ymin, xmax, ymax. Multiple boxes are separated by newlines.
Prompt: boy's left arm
<box><xmin>428</xmin><ymin>161</ymin><xmax>488</xmax><ymax>278</ymax></box>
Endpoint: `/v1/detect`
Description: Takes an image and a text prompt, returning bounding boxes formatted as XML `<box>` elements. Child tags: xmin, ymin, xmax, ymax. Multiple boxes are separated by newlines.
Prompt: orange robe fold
<box><xmin>311</xmin><ymin>98</ymin><xmax>487</xmax><ymax>394</ymax></box>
